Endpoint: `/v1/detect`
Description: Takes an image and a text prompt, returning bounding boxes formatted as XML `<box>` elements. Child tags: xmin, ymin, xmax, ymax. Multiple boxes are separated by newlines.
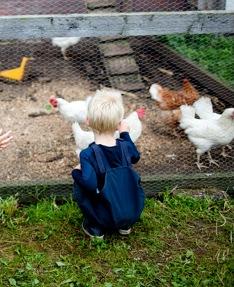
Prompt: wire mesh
<box><xmin>0</xmin><ymin>0</ymin><xmax>233</xmax><ymax>199</ymax></box>
<box><xmin>0</xmin><ymin>0</ymin><xmax>228</xmax><ymax>15</ymax></box>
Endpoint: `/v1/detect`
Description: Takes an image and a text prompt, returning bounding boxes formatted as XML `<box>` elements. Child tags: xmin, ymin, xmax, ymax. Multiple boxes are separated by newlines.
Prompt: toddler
<box><xmin>72</xmin><ymin>93</ymin><xmax>145</xmax><ymax>238</ymax></box>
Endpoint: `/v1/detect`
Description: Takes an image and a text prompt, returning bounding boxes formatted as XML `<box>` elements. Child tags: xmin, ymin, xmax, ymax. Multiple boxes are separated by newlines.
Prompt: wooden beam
<box><xmin>0</xmin><ymin>11</ymin><xmax>233</xmax><ymax>40</ymax></box>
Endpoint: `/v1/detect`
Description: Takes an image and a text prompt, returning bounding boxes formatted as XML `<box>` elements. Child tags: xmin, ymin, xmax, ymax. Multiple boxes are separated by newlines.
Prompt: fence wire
<box><xmin>0</xmin><ymin>0</ymin><xmax>233</xmax><ymax>198</ymax></box>
<box><xmin>0</xmin><ymin>0</ymin><xmax>228</xmax><ymax>15</ymax></box>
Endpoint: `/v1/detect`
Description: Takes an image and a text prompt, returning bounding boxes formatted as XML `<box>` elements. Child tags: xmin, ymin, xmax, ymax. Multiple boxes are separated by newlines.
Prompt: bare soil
<box><xmin>0</xmin><ymin>39</ymin><xmax>233</xmax><ymax>183</ymax></box>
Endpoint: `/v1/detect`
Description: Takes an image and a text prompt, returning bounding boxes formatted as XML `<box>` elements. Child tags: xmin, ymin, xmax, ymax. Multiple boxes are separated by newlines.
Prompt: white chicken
<box><xmin>49</xmin><ymin>88</ymin><xmax>123</xmax><ymax>124</ymax></box>
<box><xmin>180</xmin><ymin>104</ymin><xmax>234</xmax><ymax>169</ymax></box>
<box><xmin>72</xmin><ymin>122</ymin><xmax>95</xmax><ymax>157</ymax></box>
<box><xmin>52</xmin><ymin>37</ymin><xmax>81</xmax><ymax>60</ymax></box>
<box><xmin>49</xmin><ymin>95</ymin><xmax>92</xmax><ymax>124</ymax></box>
<box><xmin>115</xmin><ymin>108</ymin><xmax>145</xmax><ymax>142</ymax></box>
<box><xmin>193</xmin><ymin>97</ymin><xmax>233</xmax><ymax>158</ymax></box>
<box><xmin>72</xmin><ymin>108</ymin><xmax>145</xmax><ymax>157</ymax></box>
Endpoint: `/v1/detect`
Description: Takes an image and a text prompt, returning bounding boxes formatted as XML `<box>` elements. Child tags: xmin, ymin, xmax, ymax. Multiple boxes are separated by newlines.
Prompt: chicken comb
<box><xmin>136</xmin><ymin>108</ymin><xmax>145</xmax><ymax>119</ymax></box>
<box><xmin>49</xmin><ymin>95</ymin><xmax>58</xmax><ymax>108</ymax></box>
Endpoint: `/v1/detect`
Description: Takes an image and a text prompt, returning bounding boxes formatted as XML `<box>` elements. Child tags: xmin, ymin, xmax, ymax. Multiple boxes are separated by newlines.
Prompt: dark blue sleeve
<box><xmin>71</xmin><ymin>152</ymin><xmax>98</xmax><ymax>195</ymax></box>
<box><xmin>120</xmin><ymin>132</ymin><xmax>140</xmax><ymax>164</ymax></box>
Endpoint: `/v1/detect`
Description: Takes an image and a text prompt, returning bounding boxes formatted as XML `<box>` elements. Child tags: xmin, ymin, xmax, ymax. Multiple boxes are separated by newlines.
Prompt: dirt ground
<box><xmin>0</xmin><ymin>39</ymin><xmax>233</xmax><ymax>183</ymax></box>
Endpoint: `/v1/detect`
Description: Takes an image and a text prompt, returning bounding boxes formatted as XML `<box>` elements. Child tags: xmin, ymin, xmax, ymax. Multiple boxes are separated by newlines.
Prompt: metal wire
<box><xmin>0</xmin><ymin>1</ymin><xmax>233</xmax><ymax>198</ymax></box>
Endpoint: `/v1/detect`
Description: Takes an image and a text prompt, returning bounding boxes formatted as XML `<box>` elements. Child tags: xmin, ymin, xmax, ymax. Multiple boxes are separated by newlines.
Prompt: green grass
<box><xmin>0</xmin><ymin>193</ymin><xmax>233</xmax><ymax>287</ymax></box>
<box><xmin>159</xmin><ymin>34</ymin><xmax>234</xmax><ymax>88</ymax></box>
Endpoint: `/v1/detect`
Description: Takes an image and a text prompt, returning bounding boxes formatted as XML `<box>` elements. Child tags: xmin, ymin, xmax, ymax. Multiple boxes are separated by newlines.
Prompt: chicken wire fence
<box><xmin>0</xmin><ymin>0</ymin><xmax>234</xmax><ymax>201</ymax></box>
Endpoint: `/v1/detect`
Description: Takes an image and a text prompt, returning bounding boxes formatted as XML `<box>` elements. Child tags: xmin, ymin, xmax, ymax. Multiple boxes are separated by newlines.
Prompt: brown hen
<box><xmin>149</xmin><ymin>79</ymin><xmax>199</xmax><ymax>110</ymax></box>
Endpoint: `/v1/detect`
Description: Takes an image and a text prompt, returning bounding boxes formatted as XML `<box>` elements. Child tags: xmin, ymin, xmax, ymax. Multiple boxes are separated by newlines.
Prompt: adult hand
<box><xmin>0</xmin><ymin>129</ymin><xmax>13</xmax><ymax>150</ymax></box>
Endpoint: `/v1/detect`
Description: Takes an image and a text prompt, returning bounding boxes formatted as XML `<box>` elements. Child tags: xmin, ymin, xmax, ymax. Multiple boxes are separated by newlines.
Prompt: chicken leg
<box><xmin>61</xmin><ymin>47</ymin><xmax>69</xmax><ymax>60</ymax></box>
<box><xmin>207</xmin><ymin>151</ymin><xmax>219</xmax><ymax>167</ymax></box>
<box><xmin>227</xmin><ymin>144</ymin><xmax>232</xmax><ymax>150</ymax></box>
<box><xmin>196</xmin><ymin>154</ymin><xmax>208</xmax><ymax>170</ymax></box>
<box><xmin>220</xmin><ymin>145</ymin><xmax>233</xmax><ymax>158</ymax></box>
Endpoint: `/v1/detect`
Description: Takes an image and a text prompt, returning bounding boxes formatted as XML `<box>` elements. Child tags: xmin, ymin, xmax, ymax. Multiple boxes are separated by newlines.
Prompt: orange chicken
<box><xmin>0</xmin><ymin>57</ymin><xmax>32</xmax><ymax>81</ymax></box>
<box><xmin>149</xmin><ymin>79</ymin><xmax>199</xmax><ymax>110</ymax></box>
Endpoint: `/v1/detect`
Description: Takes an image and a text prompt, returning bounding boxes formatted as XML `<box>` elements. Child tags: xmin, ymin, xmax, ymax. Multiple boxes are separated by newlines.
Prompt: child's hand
<box><xmin>74</xmin><ymin>164</ymin><xmax>81</xmax><ymax>170</ymax></box>
<box><xmin>118</xmin><ymin>120</ymin><xmax>129</xmax><ymax>133</ymax></box>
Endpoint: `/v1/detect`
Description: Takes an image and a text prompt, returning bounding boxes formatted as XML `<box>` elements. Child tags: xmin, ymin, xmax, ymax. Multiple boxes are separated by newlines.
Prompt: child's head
<box><xmin>87</xmin><ymin>93</ymin><xmax>124</xmax><ymax>134</ymax></box>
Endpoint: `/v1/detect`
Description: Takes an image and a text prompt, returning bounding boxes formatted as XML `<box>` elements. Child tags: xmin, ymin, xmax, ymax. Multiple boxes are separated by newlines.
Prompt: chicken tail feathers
<box><xmin>182</xmin><ymin>79</ymin><xmax>199</xmax><ymax>102</ymax></box>
<box><xmin>193</xmin><ymin>97</ymin><xmax>213</xmax><ymax>119</ymax></box>
<box><xmin>149</xmin><ymin>84</ymin><xmax>162</xmax><ymax>102</ymax></box>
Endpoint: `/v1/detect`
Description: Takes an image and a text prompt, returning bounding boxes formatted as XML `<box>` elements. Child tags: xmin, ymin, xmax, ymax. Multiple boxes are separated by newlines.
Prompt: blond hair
<box><xmin>87</xmin><ymin>93</ymin><xmax>124</xmax><ymax>134</ymax></box>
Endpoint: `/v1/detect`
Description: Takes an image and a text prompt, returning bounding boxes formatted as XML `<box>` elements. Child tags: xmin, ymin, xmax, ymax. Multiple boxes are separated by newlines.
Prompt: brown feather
<box><xmin>156</xmin><ymin>79</ymin><xmax>199</xmax><ymax>110</ymax></box>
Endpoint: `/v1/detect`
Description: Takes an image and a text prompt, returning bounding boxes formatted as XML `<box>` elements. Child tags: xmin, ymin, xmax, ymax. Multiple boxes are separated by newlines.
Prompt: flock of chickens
<box><xmin>49</xmin><ymin>79</ymin><xmax>234</xmax><ymax>171</ymax></box>
<box><xmin>149</xmin><ymin>79</ymin><xmax>234</xmax><ymax>170</ymax></box>
<box><xmin>1</xmin><ymin>37</ymin><xmax>232</xmax><ymax>171</ymax></box>
<box><xmin>45</xmin><ymin>38</ymin><xmax>234</xmax><ymax>170</ymax></box>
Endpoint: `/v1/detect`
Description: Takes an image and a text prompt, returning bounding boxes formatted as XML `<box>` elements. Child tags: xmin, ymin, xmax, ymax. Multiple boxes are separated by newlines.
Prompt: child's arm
<box><xmin>118</xmin><ymin>120</ymin><xmax>140</xmax><ymax>164</ymax></box>
<box><xmin>120</xmin><ymin>132</ymin><xmax>140</xmax><ymax>164</ymax></box>
<box><xmin>72</xmin><ymin>153</ymin><xmax>98</xmax><ymax>195</ymax></box>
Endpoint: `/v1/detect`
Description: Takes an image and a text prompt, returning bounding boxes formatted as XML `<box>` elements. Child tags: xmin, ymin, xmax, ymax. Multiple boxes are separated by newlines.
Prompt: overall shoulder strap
<box><xmin>118</xmin><ymin>140</ymin><xmax>131</xmax><ymax>166</ymax></box>
<box><xmin>91</xmin><ymin>144</ymin><xmax>107</xmax><ymax>173</ymax></box>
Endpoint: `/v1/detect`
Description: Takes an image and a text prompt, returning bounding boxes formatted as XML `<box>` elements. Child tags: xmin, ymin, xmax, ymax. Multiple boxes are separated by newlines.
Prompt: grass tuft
<box><xmin>0</xmin><ymin>196</ymin><xmax>18</xmax><ymax>223</ymax></box>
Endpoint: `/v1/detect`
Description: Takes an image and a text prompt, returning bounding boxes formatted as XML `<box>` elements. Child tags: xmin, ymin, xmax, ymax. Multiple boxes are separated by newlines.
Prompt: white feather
<box><xmin>56</xmin><ymin>96</ymin><xmax>91</xmax><ymax>123</ymax></box>
<box><xmin>149</xmin><ymin>84</ymin><xmax>162</xmax><ymax>102</ymax></box>
<box><xmin>72</xmin><ymin>122</ymin><xmax>94</xmax><ymax>157</ymax></box>
<box><xmin>52</xmin><ymin>37</ymin><xmax>81</xmax><ymax>57</ymax></box>
<box><xmin>52</xmin><ymin>37</ymin><xmax>81</xmax><ymax>48</ymax></box>
<box><xmin>115</xmin><ymin>111</ymin><xmax>142</xmax><ymax>143</ymax></box>
<box><xmin>193</xmin><ymin>97</ymin><xmax>220</xmax><ymax>120</ymax></box>
<box><xmin>180</xmin><ymin>105</ymin><xmax>234</xmax><ymax>155</ymax></box>
<box><xmin>179</xmin><ymin>105</ymin><xmax>196</xmax><ymax>129</ymax></box>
